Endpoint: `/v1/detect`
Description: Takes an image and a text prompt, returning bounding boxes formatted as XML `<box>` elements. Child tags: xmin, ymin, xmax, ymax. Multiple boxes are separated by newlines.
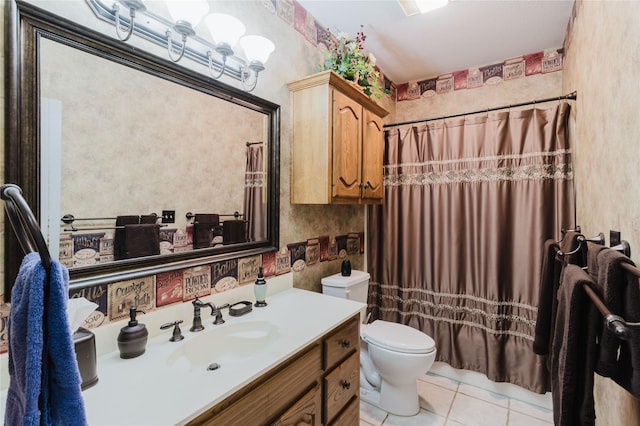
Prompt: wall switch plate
<box><xmin>610</xmin><ymin>230</ymin><xmax>621</xmax><ymax>247</ymax></box>
<box><xmin>162</xmin><ymin>210</ymin><xmax>175</xmax><ymax>224</ymax></box>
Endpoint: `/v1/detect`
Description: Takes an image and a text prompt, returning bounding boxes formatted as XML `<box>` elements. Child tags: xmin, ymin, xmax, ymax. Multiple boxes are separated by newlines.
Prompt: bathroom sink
<box><xmin>165</xmin><ymin>321</ymin><xmax>280</xmax><ymax>373</ymax></box>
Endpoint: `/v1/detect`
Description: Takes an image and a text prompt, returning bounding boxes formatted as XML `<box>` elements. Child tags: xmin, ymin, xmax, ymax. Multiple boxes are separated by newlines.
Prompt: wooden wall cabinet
<box><xmin>288</xmin><ymin>71</ymin><xmax>389</xmax><ymax>205</ymax></box>
<box><xmin>188</xmin><ymin>314</ymin><xmax>360</xmax><ymax>425</ymax></box>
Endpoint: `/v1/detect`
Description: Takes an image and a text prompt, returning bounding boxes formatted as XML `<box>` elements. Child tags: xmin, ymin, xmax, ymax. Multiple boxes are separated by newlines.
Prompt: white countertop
<box><xmin>2</xmin><ymin>281</ymin><xmax>364</xmax><ymax>425</ymax></box>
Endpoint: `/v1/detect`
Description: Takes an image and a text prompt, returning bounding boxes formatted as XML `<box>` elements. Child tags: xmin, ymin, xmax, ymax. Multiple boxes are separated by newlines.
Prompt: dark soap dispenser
<box><xmin>341</xmin><ymin>259</ymin><xmax>352</xmax><ymax>276</ymax></box>
<box><xmin>117</xmin><ymin>308</ymin><xmax>148</xmax><ymax>359</ymax></box>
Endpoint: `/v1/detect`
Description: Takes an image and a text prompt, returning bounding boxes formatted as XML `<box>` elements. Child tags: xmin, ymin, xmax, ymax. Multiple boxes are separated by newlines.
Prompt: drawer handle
<box><xmin>341</xmin><ymin>380</ymin><xmax>351</xmax><ymax>390</ymax></box>
<box><xmin>340</xmin><ymin>339</ymin><xmax>351</xmax><ymax>348</ymax></box>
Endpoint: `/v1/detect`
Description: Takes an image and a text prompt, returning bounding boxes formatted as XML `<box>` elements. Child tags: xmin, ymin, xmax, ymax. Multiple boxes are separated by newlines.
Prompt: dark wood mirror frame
<box><xmin>3</xmin><ymin>0</ymin><xmax>280</xmax><ymax>298</ymax></box>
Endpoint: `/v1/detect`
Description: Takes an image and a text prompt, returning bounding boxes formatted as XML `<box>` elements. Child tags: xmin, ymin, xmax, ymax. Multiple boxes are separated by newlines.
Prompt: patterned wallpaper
<box><xmin>0</xmin><ymin>230</ymin><xmax>364</xmax><ymax>353</ymax></box>
<box><xmin>395</xmin><ymin>48</ymin><xmax>563</xmax><ymax>102</ymax></box>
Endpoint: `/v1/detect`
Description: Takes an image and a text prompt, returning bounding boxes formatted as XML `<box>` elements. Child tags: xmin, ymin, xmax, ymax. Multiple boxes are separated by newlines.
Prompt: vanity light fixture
<box><xmin>165</xmin><ymin>0</ymin><xmax>210</xmax><ymax>62</ymax></box>
<box><xmin>205</xmin><ymin>13</ymin><xmax>246</xmax><ymax>79</ymax></box>
<box><xmin>239</xmin><ymin>35</ymin><xmax>275</xmax><ymax>92</ymax></box>
<box><xmin>87</xmin><ymin>0</ymin><xmax>274</xmax><ymax>91</ymax></box>
<box><xmin>113</xmin><ymin>0</ymin><xmax>146</xmax><ymax>41</ymax></box>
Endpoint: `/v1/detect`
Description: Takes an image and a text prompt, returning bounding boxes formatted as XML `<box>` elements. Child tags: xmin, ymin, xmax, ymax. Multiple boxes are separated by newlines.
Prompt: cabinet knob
<box><xmin>341</xmin><ymin>380</ymin><xmax>351</xmax><ymax>390</ymax></box>
<box><xmin>362</xmin><ymin>183</ymin><xmax>370</xmax><ymax>189</ymax></box>
<box><xmin>340</xmin><ymin>339</ymin><xmax>351</xmax><ymax>348</ymax></box>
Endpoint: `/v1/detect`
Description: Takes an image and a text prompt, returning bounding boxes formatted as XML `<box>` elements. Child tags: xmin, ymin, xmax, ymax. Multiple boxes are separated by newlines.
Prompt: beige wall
<box><xmin>562</xmin><ymin>0</ymin><xmax>640</xmax><ymax>423</ymax></box>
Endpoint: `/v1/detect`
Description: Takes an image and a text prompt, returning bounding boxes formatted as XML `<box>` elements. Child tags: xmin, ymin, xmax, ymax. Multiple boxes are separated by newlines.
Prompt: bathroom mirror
<box><xmin>4</xmin><ymin>1</ymin><xmax>280</xmax><ymax>294</ymax></box>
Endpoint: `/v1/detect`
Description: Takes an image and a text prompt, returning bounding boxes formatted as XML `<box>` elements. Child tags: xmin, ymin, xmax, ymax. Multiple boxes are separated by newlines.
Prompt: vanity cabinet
<box><xmin>188</xmin><ymin>314</ymin><xmax>360</xmax><ymax>426</ymax></box>
<box><xmin>288</xmin><ymin>71</ymin><xmax>389</xmax><ymax>205</ymax></box>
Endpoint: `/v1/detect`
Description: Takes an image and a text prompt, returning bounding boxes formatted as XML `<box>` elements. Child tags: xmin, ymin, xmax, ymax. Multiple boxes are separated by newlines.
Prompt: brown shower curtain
<box><xmin>368</xmin><ymin>103</ymin><xmax>574</xmax><ymax>393</ymax></box>
<box><xmin>244</xmin><ymin>144</ymin><xmax>266</xmax><ymax>242</ymax></box>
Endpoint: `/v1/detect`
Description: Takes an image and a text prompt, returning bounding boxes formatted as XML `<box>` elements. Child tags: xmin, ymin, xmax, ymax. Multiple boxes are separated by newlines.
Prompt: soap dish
<box><xmin>229</xmin><ymin>301</ymin><xmax>253</xmax><ymax>317</ymax></box>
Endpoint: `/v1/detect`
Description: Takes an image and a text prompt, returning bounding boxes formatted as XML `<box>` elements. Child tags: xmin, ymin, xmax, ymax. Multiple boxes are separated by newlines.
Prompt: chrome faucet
<box><xmin>190</xmin><ymin>296</ymin><xmax>215</xmax><ymax>332</ymax></box>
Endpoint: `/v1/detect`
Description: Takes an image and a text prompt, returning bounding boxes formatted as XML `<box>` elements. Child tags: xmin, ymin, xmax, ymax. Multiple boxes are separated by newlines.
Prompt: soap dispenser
<box><xmin>341</xmin><ymin>259</ymin><xmax>352</xmax><ymax>276</ymax></box>
<box><xmin>117</xmin><ymin>307</ymin><xmax>148</xmax><ymax>359</ymax></box>
<box><xmin>254</xmin><ymin>267</ymin><xmax>267</xmax><ymax>307</ymax></box>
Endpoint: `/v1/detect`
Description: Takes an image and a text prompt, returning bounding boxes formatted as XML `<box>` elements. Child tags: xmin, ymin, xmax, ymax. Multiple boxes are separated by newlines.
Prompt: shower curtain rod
<box><xmin>383</xmin><ymin>91</ymin><xmax>577</xmax><ymax>129</ymax></box>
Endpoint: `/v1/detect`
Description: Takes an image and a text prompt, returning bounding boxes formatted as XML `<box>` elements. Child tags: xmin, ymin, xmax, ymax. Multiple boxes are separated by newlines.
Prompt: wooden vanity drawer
<box><xmin>324</xmin><ymin>315</ymin><xmax>359</xmax><ymax>370</ymax></box>
<box><xmin>323</xmin><ymin>351</ymin><xmax>359</xmax><ymax>423</ymax></box>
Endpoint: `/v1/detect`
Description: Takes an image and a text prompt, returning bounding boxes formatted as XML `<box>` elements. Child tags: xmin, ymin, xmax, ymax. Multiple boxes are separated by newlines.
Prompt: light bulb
<box><xmin>239</xmin><ymin>35</ymin><xmax>275</xmax><ymax>65</ymax></box>
<box><xmin>205</xmin><ymin>14</ymin><xmax>246</xmax><ymax>48</ymax></box>
<box><xmin>165</xmin><ymin>0</ymin><xmax>209</xmax><ymax>27</ymax></box>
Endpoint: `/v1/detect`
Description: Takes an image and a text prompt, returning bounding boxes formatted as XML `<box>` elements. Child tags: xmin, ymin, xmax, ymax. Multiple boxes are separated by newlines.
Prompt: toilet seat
<box><xmin>362</xmin><ymin>320</ymin><xmax>436</xmax><ymax>354</ymax></box>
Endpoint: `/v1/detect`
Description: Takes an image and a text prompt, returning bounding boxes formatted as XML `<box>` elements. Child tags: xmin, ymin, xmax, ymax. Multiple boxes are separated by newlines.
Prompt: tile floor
<box><xmin>360</xmin><ymin>371</ymin><xmax>553</xmax><ymax>426</ymax></box>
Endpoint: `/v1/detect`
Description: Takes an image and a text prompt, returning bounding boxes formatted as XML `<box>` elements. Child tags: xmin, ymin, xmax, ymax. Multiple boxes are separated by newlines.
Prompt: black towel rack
<box><xmin>555</xmin><ymin>229</ymin><xmax>640</xmax><ymax>339</ymax></box>
<box><xmin>185</xmin><ymin>211</ymin><xmax>244</xmax><ymax>221</ymax></box>
<box><xmin>579</xmin><ymin>236</ymin><xmax>639</xmax><ymax>339</ymax></box>
<box><xmin>1</xmin><ymin>184</ymin><xmax>52</xmax><ymax>273</ymax></box>
<box><xmin>61</xmin><ymin>213</ymin><xmax>160</xmax><ymax>231</ymax></box>
<box><xmin>556</xmin><ymin>232</ymin><xmax>605</xmax><ymax>256</ymax></box>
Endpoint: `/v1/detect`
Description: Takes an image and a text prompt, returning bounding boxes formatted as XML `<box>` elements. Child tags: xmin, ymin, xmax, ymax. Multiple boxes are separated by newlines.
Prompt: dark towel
<box><xmin>194</xmin><ymin>214</ymin><xmax>219</xmax><ymax>225</ymax></box>
<box><xmin>124</xmin><ymin>224</ymin><xmax>160</xmax><ymax>259</ymax></box>
<box><xmin>534</xmin><ymin>239</ymin><xmax>562</xmax><ymax>355</ymax></box>
<box><xmin>551</xmin><ymin>264</ymin><xmax>600</xmax><ymax>426</ymax></box>
<box><xmin>139</xmin><ymin>214</ymin><xmax>158</xmax><ymax>224</ymax></box>
<box><xmin>586</xmin><ymin>242</ymin><xmax>606</xmax><ymax>281</ymax></box>
<box><xmin>623</xmin><ymin>326</ymin><xmax>640</xmax><ymax>399</ymax></box>
<box><xmin>193</xmin><ymin>214</ymin><xmax>219</xmax><ymax>249</ymax></box>
<box><xmin>114</xmin><ymin>215</ymin><xmax>139</xmax><ymax>260</ymax></box>
<box><xmin>594</xmin><ymin>248</ymin><xmax>640</xmax><ymax>397</ymax></box>
<box><xmin>223</xmin><ymin>220</ymin><xmax>247</xmax><ymax>244</ymax></box>
<box><xmin>5</xmin><ymin>252</ymin><xmax>86</xmax><ymax>426</ymax></box>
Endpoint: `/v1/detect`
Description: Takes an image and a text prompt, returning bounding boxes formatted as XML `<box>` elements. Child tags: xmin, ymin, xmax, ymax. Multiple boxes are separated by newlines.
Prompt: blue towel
<box><xmin>5</xmin><ymin>253</ymin><xmax>44</xmax><ymax>426</ymax></box>
<box><xmin>5</xmin><ymin>252</ymin><xmax>87</xmax><ymax>426</ymax></box>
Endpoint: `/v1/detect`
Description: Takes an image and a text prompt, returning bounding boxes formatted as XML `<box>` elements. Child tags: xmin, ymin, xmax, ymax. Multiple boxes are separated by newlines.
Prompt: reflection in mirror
<box><xmin>40</xmin><ymin>38</ymin><xmax>267</xmax><ymax>269</ymax></box>
<box><xmin>4</xmin><ymin>1</ymin><xmax>279</xmax><ymax>294</ymax></box>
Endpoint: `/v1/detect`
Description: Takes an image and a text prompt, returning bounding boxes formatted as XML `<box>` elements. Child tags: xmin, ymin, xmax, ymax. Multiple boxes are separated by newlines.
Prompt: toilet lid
<box><xmin>362</xmin><ymin>320</ymin><xmax>436</xmax><ymax>354</ymax></box>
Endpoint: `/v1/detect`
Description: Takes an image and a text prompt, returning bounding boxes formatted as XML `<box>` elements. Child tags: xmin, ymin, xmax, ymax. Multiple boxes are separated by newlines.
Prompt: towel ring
<box><xmin>556</xmin><ymin>235</ymin><xmax>585</xmax><ymax>257</ymax></box>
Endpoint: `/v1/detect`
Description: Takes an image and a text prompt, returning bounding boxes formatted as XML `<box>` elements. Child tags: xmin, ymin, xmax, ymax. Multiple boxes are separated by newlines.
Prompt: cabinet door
<box><xmin>272</xmin><ymin>385</ymin><xmax>322</xmax><ymax>426</ymax></box>
<box><xmin>361</xmin><ymin>109</ymin><xmax>384</xmax><ymax>201</ymax></box>
<box><xmin>332</xmin><ymin>89</ymin><xmax>362</xmax><ymax>200</ymax></box>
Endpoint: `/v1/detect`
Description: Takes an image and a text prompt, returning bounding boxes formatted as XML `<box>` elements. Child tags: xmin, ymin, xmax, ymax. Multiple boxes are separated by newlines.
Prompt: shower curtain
<box><xmin>368</xmin><ymin>103</ymin><xmax>574</xmax><ymax>392</ymax></box>
<box><xmin>244</xmin><ymin>144</ymin><xmax>266</xmax><ymax>242</ymax></box>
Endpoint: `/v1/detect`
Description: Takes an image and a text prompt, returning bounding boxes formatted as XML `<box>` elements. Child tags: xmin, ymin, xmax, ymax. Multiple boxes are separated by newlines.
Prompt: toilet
<box><xmin>321</xmin><ymin>270</ymin><xmax>437</xmax><ymax>416</ymax></box>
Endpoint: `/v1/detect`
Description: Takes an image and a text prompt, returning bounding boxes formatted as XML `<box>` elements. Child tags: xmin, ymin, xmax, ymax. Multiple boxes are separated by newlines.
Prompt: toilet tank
<box><xmin>321</xmin><ymin>270</ymin><xmax>370</xmax><ymax>304</ymax></box>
